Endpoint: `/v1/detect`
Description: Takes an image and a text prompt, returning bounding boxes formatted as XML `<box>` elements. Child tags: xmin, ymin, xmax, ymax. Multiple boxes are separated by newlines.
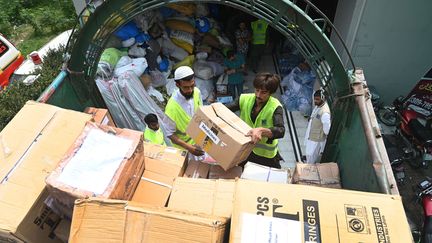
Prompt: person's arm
<box><xmin>321</xmin><ymin>112</ymin><xmax>331</xmax><ymax>135</ymax></box>
<box><xmin>225</xmin><ymin>97</ymin><xmax>240</xmax><ymax>112</ymax></box>
<box><xmin>168</xmin><ymin>134</ymin><xmax>204</xmax><ymax>156</ymax></box>
<box><xmin>247</xmin><ymin>106</ymin><xmax>285</xmax><ymax>144</ymax></box>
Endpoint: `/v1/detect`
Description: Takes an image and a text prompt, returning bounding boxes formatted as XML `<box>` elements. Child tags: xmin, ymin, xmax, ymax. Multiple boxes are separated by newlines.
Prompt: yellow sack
<box><xmin>167</xmin><ymin>3</ymin><xmax>196</xmax><ymax>16</ymax></box>
<box><xmin>165</xmin><ymin>20</ymin><xmax>195</xmax><ymax>34</ymax></box>
<box><xmin>171</xmin><ymin>38</ymin><xmax>194</xmax><ymax>54</ymax></box>
<box><xmin>173</xmin><ymin>55</ymin><xmax>195</xmax><ymax>70</ymax></box>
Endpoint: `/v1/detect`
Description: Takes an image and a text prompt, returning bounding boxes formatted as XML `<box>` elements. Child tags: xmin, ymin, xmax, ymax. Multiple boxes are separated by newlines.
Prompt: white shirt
<box><xmin>304</xmin><ymin>103</ymin><xmax>331</xmax><ymax>146</ymax></box>
<box><xmin>165</xmin><ymin>88</ymin><xmax>203</xmax><ymax>136</ymax></box>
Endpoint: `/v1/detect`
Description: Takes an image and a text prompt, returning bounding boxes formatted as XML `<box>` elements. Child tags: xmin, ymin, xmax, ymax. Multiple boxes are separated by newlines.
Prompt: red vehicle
<box><xmin>0</xmin><ymin>34</ymin><xmax>24</xmax><ymax>89</ymax></box>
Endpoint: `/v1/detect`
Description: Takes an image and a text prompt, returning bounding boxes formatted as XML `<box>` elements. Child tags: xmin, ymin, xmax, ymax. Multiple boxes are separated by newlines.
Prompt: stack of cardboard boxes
<box><xmin>0</xmin><ymin>102</ymin><xmax>413</xmax><ymax>243</ymax></box>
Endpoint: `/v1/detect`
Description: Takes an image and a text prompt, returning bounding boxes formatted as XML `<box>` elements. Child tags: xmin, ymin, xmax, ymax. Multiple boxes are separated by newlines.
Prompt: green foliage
<box><xmin>0</xmin><ymin>46</ymin><xmax>65</xmax><ymax>130</ymax></box>
<box><xmin>0</xmin><ymin>0</ymin><xmax>76</xmax><ymax>38</ymax></box>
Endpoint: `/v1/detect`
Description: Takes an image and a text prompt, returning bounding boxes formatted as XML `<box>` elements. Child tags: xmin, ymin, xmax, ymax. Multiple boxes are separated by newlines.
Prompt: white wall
<box><xmin>333</xmin><ymin>0</ymin><xmax>432</xmax><ymax>104</ymax></box>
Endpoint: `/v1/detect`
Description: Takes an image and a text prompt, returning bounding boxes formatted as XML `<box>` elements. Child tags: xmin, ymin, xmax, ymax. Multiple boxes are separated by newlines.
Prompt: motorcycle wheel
<box><xmin>377</xmin><ymin>107</ymin><xmax>397</xmax><ymax>126</ymax></box>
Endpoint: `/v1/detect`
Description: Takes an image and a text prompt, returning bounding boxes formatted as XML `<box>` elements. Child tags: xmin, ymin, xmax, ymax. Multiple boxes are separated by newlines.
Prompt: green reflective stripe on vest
<box><xmin>251</xmin><ymin>19</ymin><xmax>268</xmax><ymax>45</ymax></box>
<box><xmin>144</xmin><ymin>128</ymin><xmax>166</xmax><ymax>146</ymax></box>
<box><xmin>165</xmin><ymin>88</ymin><xmax>201</xmax><ymax>147</ymax></box>
<box><xmin>240</xmin><ymin>93</ymin><xmax>282</xmax><ymax>158</ymax></box>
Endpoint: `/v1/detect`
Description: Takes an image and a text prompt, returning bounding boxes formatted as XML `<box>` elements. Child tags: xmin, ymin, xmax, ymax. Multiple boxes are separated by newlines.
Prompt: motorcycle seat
<box><xmin>408</xmin><ymin>119</ymin><xmax>432</xmax><ymax>144</ymax></box>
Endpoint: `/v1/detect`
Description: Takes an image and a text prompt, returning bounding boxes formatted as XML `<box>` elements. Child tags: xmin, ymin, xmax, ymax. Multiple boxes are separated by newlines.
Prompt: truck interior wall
<box><xmin>46</xmin><ymin>78</ymin><xmax>97</xmax><ymax>111</ymax></box>
<box><xmin>330</xmin><ymin>105</ymin><xmax>381</xmax><ymax>193</ymax></box>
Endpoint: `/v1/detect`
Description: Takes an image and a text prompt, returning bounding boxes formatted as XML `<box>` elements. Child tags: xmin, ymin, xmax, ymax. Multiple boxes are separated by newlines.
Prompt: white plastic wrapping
<box><xmin>95</xmin><ymin>71</ymin><xmax>172</xmax><ymax>145</ymax></box>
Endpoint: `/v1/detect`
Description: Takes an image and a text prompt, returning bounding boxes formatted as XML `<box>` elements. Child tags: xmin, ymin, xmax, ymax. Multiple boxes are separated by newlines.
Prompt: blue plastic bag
<box><xmin>195</xmin><ymin>17</ymin><xmax>210</xmax><ymax>33</ymax></box>
<box><xmin>115</xmin><ymin>22</ymin><xmax>140</xmax><ymax>41</ymax></box>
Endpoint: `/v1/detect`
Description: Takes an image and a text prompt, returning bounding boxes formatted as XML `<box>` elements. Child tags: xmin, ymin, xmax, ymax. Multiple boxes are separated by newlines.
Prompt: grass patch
<box><xmin>16</xmin><ymin>34</ymin><xmax>57</xmax><ymax>57</ymax></box>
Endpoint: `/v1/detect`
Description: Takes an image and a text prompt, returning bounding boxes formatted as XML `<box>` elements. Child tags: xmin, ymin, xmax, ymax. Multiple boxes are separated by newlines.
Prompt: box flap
<box><xmin>131</xmin><ymin>170</ymin><xmax>173</xmax><ymax>206</ymax></box>
<box><xmin>70</xmin><ymin>198</ymin><xmax>227</xmax><ymax>242</ymax></box>
<box><xmin>0</xmin><ymin>101</ymin><xmax>90</xmax><ymax>232</ymax></box>
<box><xmin>211</xmin><ymin>103</ymin><xmax>251</xmax><ymax>135</ymax></box>
<box><xmin>168</xmin><ymin>177</ymin><xmax>236</xmax><ymax>218</ymax></box>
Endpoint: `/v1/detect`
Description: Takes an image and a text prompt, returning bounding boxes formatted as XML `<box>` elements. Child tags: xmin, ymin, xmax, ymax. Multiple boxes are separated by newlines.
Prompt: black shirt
<box><xmin>225</xmin><ymin>96</ymin><xmax>285</xmax><ymax>142</ymax></box>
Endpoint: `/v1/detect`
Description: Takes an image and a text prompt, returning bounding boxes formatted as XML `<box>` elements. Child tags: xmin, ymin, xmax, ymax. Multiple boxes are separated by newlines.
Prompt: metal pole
<box><xmin>37</xmin><ymin>70</ymin><xmax>68</xmax><ymax>103</ymax></box>
<box><xmin>352</xmin><ymin>70</ymin><xmax>391</xmax><ymax>194</ymax></box>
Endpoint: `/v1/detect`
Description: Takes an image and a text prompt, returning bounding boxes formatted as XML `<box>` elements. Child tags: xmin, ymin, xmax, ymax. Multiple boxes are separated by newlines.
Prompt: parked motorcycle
<box><xmin>415</xmin><ymin>178</ymin><xmax>432</xmax><ymax>243</ymax></box>
<box><xmin>380</xmin><ymin>96</ymin><xmax>432</xmax><ymax>168</ymax></box>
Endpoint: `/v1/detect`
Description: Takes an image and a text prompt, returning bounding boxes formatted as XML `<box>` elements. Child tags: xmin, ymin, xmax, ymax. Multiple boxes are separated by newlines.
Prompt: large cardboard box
<box><xmin>0</xmin><ymin>101</ymin><xmax>91</xmax><ymax>243</ymax></box>
<box><xmin>69</xmin><ymin>198</ymin><xmax>228</xmax><ymax>243</ymax></box>
<box><xmin>241</xmin><ymin>162</ymin><xmax>293</xmax><ymax>183</ymax></box>
<box><xmin>230</xmin><ymin>180</ymin><xmax>412</xmax><ymax>243</ymax></box>
<box><xmin>168</xmin><ymin>177</ymin><xmax>236</xmax><ymax>218</ymax></box>
<box><xmin>293</xmin><ymin>162</ymin><xmax>341</xmax><ymax>188</ymax></box>
<box><xmin>131</xmin><ymin>142</ymin><xmax>187</xmax><ymax>206</ymax></box>
<box><xmin>45</xmin><ymin>122</ymin><xmax>145</xmax><ymax>216</ymax></box>
<box><xmin>186</xmin><ymin>103</ymin><xmax>254</xmax><ymax>170</ymax></box>
<box><xmin>84</xmin><ymin>107</ymin><xmax>115</xmax><ymax>127</ymax></box>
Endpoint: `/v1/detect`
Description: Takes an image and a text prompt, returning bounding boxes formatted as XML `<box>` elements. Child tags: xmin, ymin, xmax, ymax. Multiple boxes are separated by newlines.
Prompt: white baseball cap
<box><xmin>174</xmin><ymin>66</ymin><xmax>194</xmax><ymax>81</ymax></box>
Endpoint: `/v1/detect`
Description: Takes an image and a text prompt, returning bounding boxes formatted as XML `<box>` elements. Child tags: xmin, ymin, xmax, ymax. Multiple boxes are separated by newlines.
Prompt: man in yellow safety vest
<box><xmin>250</xmin><ymin>18</ymin><xmax>269</xmax><ymax>73</ymax></box>
<box><xmin>165</xmin><ymin>66</ymin><xmax>205</xmax><ymax>156</ymax></box>
<box><xmin>226</xmin><ymin>73</ymin><xmax>285</xmax><ymax>168</ymax></box>
<box><xmin>143</xmin><ymin>113</ymin><xmax>166</xmax><ymax>146</ymax></box>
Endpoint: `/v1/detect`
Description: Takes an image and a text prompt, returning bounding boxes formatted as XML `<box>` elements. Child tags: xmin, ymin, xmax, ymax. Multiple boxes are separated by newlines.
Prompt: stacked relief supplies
<box><xmin>94</xmin><ymin>3</ymin><xmax>231</xmax><ymax>142</ymax></box>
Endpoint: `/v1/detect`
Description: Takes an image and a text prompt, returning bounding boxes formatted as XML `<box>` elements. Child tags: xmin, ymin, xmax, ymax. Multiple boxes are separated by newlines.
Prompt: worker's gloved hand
<box><xmin>246</xmin><ymin>128</ymin><xmax>262</xmax><ymax>144</ymax></box>
<box><xmin>188</xmin><ymin>144</ymin><xmax>205</xmax><ymax>156</ymax></box>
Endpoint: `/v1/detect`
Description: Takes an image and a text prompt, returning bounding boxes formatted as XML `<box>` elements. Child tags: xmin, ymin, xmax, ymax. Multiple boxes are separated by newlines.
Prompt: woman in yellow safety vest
<box><xmin>226</xmin><ymin>73</ymin><xmax>285</xmax><ymax>168</ymax></box>
<box><xmin>143</xmin><ymin>113</ymin><xmax>166</xmax><ymax>146</ymax></box>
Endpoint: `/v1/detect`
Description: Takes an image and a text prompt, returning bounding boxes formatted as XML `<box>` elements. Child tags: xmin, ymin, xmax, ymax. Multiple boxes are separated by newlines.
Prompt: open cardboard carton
<box><xmin>0</xmin><ymin>101</ymin><xmax>91</xmax><ymax>243</ymax></box>
<box><xmin>186</xmin><ymin>103</ymin><xmax>254</xmax><ymax>171</ymax></box>
<box><xmin>69</xmin><ymin>198</ymin><xmax>228</xmax><ymax>243</ymax></box>
<box><xmin>45</xmin><ymin>122</ymin><xmax>145</xmax><ymax>217</ymax></box>
<box><xmin>131</xmin><ymin>143</ymin><xmax>187</xmax><ymax>206</ymax></box>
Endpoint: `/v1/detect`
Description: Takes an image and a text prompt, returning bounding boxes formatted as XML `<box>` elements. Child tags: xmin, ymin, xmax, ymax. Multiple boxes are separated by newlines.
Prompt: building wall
<box><xmin>332</xmin><ymin>0</ymin><xmax>432</xmax><ymax>104</ymax></box>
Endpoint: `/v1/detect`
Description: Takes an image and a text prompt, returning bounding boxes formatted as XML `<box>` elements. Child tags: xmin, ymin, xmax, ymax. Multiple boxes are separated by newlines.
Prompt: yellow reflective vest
<box><xmin>165</xmin><ymin>88</ymin><xmax>202</xmax><ymax>149</ymax></box>
<box><xmin>251</xmin><ymin>19</ymin><xmax>268</xmax><ymax>45</ymax></box>
<box><xmin>144</xmin><ymin>128</ymin><xmax>166</xmax><ymax>146</ymax></box>
<box><xmin>240</xmin><ymin>93</ymin><xmax>282</xmax><ymax>158</ymax></box>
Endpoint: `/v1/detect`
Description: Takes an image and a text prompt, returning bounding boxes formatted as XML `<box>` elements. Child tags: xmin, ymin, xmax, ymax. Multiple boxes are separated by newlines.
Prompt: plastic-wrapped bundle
<box><xmin>193</xmin><ymin>60</ymin><xmax>214</xmax><ymax>80</ymax></box>
<box><xmin>281</xmin><ymin>66</ymin><xmax>316</xmax><ymax>116</ymax></box>
<box><xmin>194</xmin><ymin>77</ymin><xmax>214</xmax><ymax>101</ymax></box>
<box><xmin>96</xmin><ymin>71</ymin><xmax>172</xmax><ymax>145</ymax></box>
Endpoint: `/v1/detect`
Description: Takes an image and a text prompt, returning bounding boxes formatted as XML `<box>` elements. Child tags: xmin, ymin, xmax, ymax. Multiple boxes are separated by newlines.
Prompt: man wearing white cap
<box><xmin>165</xmin><ymin>66</ymin><xmax>205</xmax><ymax>156</ymax></box>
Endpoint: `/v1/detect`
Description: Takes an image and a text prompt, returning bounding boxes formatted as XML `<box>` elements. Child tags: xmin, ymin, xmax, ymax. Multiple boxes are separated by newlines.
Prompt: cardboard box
<box><xmin>45</xmin><ymin>122</ymin><xmax>145</xmax><ymax>216</ymax></box>
<box><xmin>168</xmin><ymin>177</ymin><xmax>236</xmax><ymax>218</ymax></box>
<box><xmin>0</xmin><ymin>101</ymin><xmax>91</xmax><ymax>243</ymax></box>
<box><xmin>241</xmin><ymin>162</ymin><xmax>293</xmax><ymax>183</ymax></box>
<box><xmin>230</xmin><ymin>180</ymin><xmax>412</xmax><ymax>243</ymax></box>
<box><xmin>208</xmin><ymin>165</ymin><xmax>243</xmax><ymax>179</ymax></box>
<box><xmin>84</xmin><ymin>107</ymin><xmax>115</xmax><ymax>127</ymax></box>
<box><xmin>132</xmin><ymin>143</ymin><xmax>187</xmax><ymax>206</ymax></box>
<box><xmin>69</xmin><ymin>198</ymin><xmax>228</xmax><ymax>243</ymax></box>
<box><xmin>293</xmin><ymin>162</ymin><xmax>341</xmax><ymax>188</ymax></box>
<box><xmin>184</xmin><ymin>159</ymin><xmax>211</xmax><ymax>178</ymax></box>
<box><xmin>186</xmin><ymin>103</ymin><xmax>254</xmax><ymax>170</ymax></box>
